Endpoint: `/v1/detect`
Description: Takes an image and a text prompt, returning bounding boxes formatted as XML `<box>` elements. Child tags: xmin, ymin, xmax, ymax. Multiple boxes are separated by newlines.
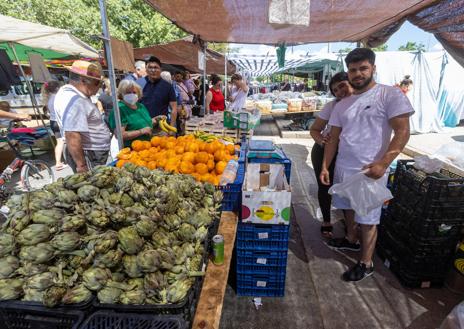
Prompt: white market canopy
<box><xmin>0</xmin><ymin>15</ymin><xmax>99</xmax><ymax>58</ymax></box>
<box><xmin>229</xmin><ymin>53</ymin><xmax>341</xmax><ymax>77</ymax></box>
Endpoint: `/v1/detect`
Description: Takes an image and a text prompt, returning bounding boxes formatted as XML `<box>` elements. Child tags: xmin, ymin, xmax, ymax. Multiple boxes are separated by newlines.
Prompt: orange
<box><xmin>191</xmin><ymin>173</ymin><xmax>201</xmax><ymax>181</ymax></box>
<box><xmin>157</xmin><ymin>158</ymin><xmax>167</xmax><ymax>168</ymax></box>
<box><xmin>159</xmin><ymin>137</ymin><xmax>168</xmax><ymax>149</ymax></box>
<box><xmin>165</xmin><ymin>150</ymin><xmax>177</xmax><ymax>159</ymax></box>
<box><xmin>164</xmin><ymin>163</ymin><xmax>178</xmax><ymax>173</ymax></box>
<box><xmin>167</xmin><ymin>136</ymin><xmax>177</xmax><ymax>143</ymax></box>
<box><xmin>179</xmin><ymin>161</ymin><xmax>195</xmax><ymax>174</ymax></box>
<box><xmin>215</xmin><ymin>161</ymin><xmax>227</xmax><ymax>175</ymax></box>
<box><xmin>131</xmin><ymin>140</ymin><xmax>143</xmax><ymax>151</ymax></box>
<box><xmin>226</xmin><ymin>144</ymin><xmax>236</xmax><ymax>155</ymax></box>
<box><xmin>214</xmin><ymin>150</ymin><xmax>227</xmax><ymax>162</ymax></box>
<box><xmin>204</xmin><ymin>143</ymin><xmax>216</xmax><ymax>155</ymax></box>
<box><xmin>195</xmin><ymin>152</ymin><xmax>209</xmax><ymax>164</ymax></box>
<box><xmin>186</xmin><ymin>143</ymin><xmax>199</xmax><ymax>153</ymax></box>
<box><xmin>213</xmin><ymin>175</ymin><xmax>220</xmax><ymax>186</ymax></box>
<box><xmin>182</xmin><ymin>152</ymin><xmax>196</xmax><ymax>164</ymax></box>
<box><xmin>116</xmin><ymin>159</ymin><xmax>128</xmax><ymax>168</ymax></box>
<box><xmin>166</xmin><ymin>141</ymin><xmax>176</xmax><ymax>150</ymax></box>
<box><xmin>151</xmin><ymin>136</ymin><xmax>162</xmax><ymax>147</ymax></box>
<box><xmin>207</xmin><ymin>160</ymin><xmax>215</xmax><ymax>171</ymax></box>
<box><xmin>195</xmin><ymin>163</ymin><xmax>209</xmax><ymax>175</ymax></box>
<box><xmin>212</xmin><ymin>140</ymin><xmax>224</xmax><ymax>151</ymax></box>
<box><xmin>198</xmin><ymin>142</ymin><xmax>206</xmax><ymax>152</ymax></box>
<box><xmin>134</xmin><ymin>159</ymin><xmax>147</xmax><ymax>167</ymax></box>
<box><xmin>147</xmin><ymin>161</ymin><xmax>157</xmax><ymax>170</ymax></box>
<box><xmin>199</xmin><ymin>173</ymin><xmax>211</xmax><ymax>183</ymax></box>
<box><xmin>175</xmin><ymin>146</ymin><xmax>185</xmax><ymax>154</ymax></box>
<box><xmin>117</xmin><ymin>152</ymin><xmax>133</xmax><ymax>160</ymax></box>
<box><xmin>142</xmin><ymin>141</ymin><xmax>152</xmax><ymax>150</ymax></box>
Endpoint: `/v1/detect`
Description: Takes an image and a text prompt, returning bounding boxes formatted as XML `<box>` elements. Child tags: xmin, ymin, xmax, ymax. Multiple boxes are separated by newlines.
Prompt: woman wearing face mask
<box><xmin>309</xmin><ymin>72</ymin><xmax>353</xmax><ymax>238</ymax></box>
<box><xmin>108</xmin><ymin>80</ymin><xmax>156</xmax><ymax>147</ymax></box>
<box><xmin>205</xmin><ymin>74</ymin><xmax>225</xmax><ymax>115</ymax></box>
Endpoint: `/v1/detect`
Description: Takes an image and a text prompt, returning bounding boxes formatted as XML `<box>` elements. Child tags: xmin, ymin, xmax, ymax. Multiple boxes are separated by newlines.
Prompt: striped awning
<box><xmin>229</xmin><ymin>53</ymin><xmax>341</xmax><ymax>77</ymax></box>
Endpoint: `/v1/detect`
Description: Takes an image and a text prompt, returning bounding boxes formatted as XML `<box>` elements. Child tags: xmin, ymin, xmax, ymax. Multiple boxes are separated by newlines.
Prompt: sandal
<box><xmin>320</xmin><ymin>225</ymin><xmax>333</xmax><ymax>238</ymax></box>
<box><xmin>55</xmin><ymin>164</ymin><xmax>68</xmax><ymax>171</ymax></box>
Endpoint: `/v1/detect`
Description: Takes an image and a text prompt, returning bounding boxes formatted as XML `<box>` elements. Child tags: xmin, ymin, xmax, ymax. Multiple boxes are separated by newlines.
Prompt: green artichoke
<box><xmin>0</xmin><ymin>278</ymin><xmax>24</xmax><ymax>300</ymax></box>
<box><xmin>62</xmin><ymin>284</ymin><xmax>92</xmax><ymax>304</ymax></box>
<box><xmin>97</xmin><ymin>285</ymin><xmax>122</xmax><ymax>304</ymax></box>
<box><xmin>127</xmin><ymin>278</ymin><xmax>144</xmax><ymax>290</ymax></box>
<box><xmin>63</xmin><ymin>172</ymin><xmax>90</xmax><ymax>190</ymax></box>
<box><xmin>176</xmin><ymin>223</ymin><xmax>196</xmax><ymax>242</ymax></box>
<box><xmin>61</xmin><ymin>215</ymin><xmax>86</xmax><ymax>232</ymax></box>
<box><xmin>51</xmin><ymin>232</ymin><xmax>81</xmax><ymax>252</ymax></box>
<box><xmin>118</xmin><ymin>227</ymin><xmax>143</xmax><ymax>255</ymax></box>
<box><xmin>82</xmin><ymin>267</ymin><xmax>111</xmax><ymax>291</ymax></box>
<box><xmin>135</xmin><ymin>217</ymin><xmax>157</xmax><ymax>237</ymax></box>
<box><xmin>123</xmin><ymin>255</ymin><xmax>143</xmax><ymax>278</ymax></box>
<box><xmin>0</xmin><ymin>233</ymin><xmax>15</xmax><ymax>257</ymax></box>
<box><xmin>77</xmin><ymin>185</ymin><xmax>100</xmax><ymax>202</ymax></box>
<box><xmin>17</xmin><ymin>224</ymin><xmax>50</xmax><ymax>246</ymax></box>
<box><xmin>23</xmin><ymin>287</ymin><xmax>44</xmax><ymax>302</ymax></box>
<box><xmin>43</xmin><ymin>286</ymin><xmax>67</xmax><ymax>307</ymax></box>
<box><xmin>0</xmin><ymin>256</ymin><xmax>19</xmax><ymax>279</ymax></box>
<box><xmin>16</xmin><ymin>263</ymin><xmax>48</xmax><ymax>277</ymax></box>
<box><xmin>120</xmin><ymin>289</ymin><xmax>145</xmax><ymax>305</ymax></box>
<box><xmin>94</xmin><ymin>249</ymin><xmax>123</xmax><ymax>269</ymax></box>
<box><xmin>136</xmin><ymin>249</ymin><xmax>161</xmax><ymax>273</ymax></box>
<box><xmin>32</xmin><ymin>208</ymin><xmax>65</xmax><ymax>226</ymax></box>
<box><xmin>20</xmin><ymin>244</ymin><xmax>55</xmax><ymax>267</ymax></box>
<box><xmin>26</xmin><ymin>272</ymin><xmax>56</xmax><ymax>290</ymax></box>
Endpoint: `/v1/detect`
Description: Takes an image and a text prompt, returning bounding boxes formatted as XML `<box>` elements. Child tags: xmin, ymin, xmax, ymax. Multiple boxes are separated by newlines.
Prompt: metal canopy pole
<box><xmin>224</xmin><ymin>54</ymin><xmax>228</xmax><ymax>100</ymax></box>
<box><xmin>202</xmin><ymin>45</ymin><xmax>207</xmax><ymax>116</ymax></box>
<box><xmin>8</xmin><ymin>42</ymin><xmax>55</xmax><ymax>147</ymax></box>
<box><xmin>98</xmin><ymin>0</ymin><xmax>123</xmax><ymax>150</ymax></box>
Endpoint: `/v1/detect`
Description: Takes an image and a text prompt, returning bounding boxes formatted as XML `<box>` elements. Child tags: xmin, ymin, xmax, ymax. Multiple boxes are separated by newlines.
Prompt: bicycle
<box><xmin>0</xmin><ymin>121</ymin><xmax>55</xmax><ymax>201</ymax></box>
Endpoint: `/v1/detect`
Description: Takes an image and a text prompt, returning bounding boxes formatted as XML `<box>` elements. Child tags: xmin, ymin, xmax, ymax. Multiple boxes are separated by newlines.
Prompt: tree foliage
<box><xmin>372</xmin><ymin>44</ymin><xmax>388</xmax><ymax>51</ymax></box>
<box><xmin>398</xmin><ymin>42</ymin><xmax>425</xmax><ymax>52</ymax></box>
<box><xmin>0</xmin><ymin>0</ymin><xmax>186</xmax><ymax>49</ymax></box>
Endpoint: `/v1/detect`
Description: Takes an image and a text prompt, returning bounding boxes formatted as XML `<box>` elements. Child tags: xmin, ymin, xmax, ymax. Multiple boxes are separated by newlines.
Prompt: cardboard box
<box><xmin>241</xmin><ymin>164</ymin><xmax>291</xmax><ymax>225</ymax></box>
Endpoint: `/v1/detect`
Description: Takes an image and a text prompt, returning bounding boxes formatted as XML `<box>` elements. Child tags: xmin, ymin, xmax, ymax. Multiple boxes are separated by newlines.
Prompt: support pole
<box><xmin>224</xmin><ymin>54</ymin><xmax>228</xmax><ymax>100</ymax></box>
<box><xmin>202</xmin><ymin>46</ymin><xmax>207</xmax><ymax>116</ymax></box>
<box><xmin>98</xmin><ymin>0</ymin><xmax>123</xmax><ymax>150</ymax></box>
<box><xmin>9</xmin><ymin>42</ymin><xmax>55</xmax><ymax>147</ymax></box>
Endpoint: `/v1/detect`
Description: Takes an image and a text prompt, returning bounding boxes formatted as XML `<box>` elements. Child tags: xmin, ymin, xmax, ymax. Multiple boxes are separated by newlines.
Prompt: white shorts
<box><xmin>332</xmin><ymin>165</ymin><xmax>388</xmax><ymax>225</ymax></box>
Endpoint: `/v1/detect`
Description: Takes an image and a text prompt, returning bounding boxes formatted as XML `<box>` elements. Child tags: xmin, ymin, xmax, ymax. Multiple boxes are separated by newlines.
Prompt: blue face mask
<box><xmin>123</xmin><ymin>93</ymin><xmax>138</xmax><ymax>105</ymax></box>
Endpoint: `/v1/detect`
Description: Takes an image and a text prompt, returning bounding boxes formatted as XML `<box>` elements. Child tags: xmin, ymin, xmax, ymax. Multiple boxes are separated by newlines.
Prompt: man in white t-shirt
<box><xmin>54</xmin><ymin>60</ymin><xmax>111</xmax><ymax>173</ymax></box>
<box><xmin>320</xmin><ymin>48</ymin><xmax>414</xmax><ymax>282</ymax></box>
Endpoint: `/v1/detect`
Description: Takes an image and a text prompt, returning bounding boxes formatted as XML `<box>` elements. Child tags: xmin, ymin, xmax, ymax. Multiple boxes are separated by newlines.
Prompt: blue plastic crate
<box><xmin>218</xmin><ymin>161</ymin><xmax>245</xmax><ymax>212</ymax></box>
<box><xmin>235</xmin><ymin>223</ymin><xmax>289</xmax><ymax>250</ymax></box>
<box><xmin>236</xmin><ymin>273</ymin><xmax>286</xmax><ymax>297</ymax></box>
<box><xmin>236</xmin><ymin>249</ymin><xmax>288</xmax><ymax>267</ymax></box>
<box><xmin>236</xmin><ymin>263</ymin><xmax>287</xmax><ymax>276</ymax></box>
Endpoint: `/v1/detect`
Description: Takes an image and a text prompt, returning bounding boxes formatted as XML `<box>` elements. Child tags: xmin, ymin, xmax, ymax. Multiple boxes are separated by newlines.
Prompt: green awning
<box><xmin>0</xmin><ymin>42</ymin><xmax>72</xmax><ymax>62</ymax></box>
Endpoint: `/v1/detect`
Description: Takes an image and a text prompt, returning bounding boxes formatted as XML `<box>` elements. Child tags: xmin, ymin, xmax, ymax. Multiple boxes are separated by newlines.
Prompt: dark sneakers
<box><xmin>343</xmin><ymin>262</ymin><xmax>374</xmax><ymax>282</ymax></box>
<box><xmin>327</xmin><ymin>237</ymin><xmax>361</xmax><ymax>251</ymax></box>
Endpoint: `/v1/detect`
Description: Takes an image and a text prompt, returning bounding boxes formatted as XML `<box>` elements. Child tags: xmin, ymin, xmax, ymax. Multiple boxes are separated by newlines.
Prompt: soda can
<box><xmin>212</xmin><ymin>235</ymin><xmax>224</xmax><ymax>265</ymax></box>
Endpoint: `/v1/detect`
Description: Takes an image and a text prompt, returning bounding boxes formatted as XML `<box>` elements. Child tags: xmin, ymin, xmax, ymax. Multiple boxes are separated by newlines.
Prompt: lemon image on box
<box><xmin>255</xmin><ymin>206</ymin><xmax>275</xmax><ymax>221</ymax></box>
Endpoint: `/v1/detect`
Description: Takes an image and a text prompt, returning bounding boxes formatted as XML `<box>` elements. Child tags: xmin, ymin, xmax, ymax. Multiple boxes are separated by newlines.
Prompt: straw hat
<box><xmin>66</xmin><ymin>60</ymin><xmax>103</xmax><ymax>80</ymax></box>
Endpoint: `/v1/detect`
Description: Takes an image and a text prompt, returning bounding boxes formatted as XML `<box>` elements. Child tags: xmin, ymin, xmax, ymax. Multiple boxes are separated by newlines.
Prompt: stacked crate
<box><xmin>236</xmin><ymin>150</ymin><xmax>292</xmax><ymax>297</ymax></box>
<box><xmin>377</xmin><ymin>160</ymin><xmax>464</xmax><ymax>288</ymax></box>
<box><xmin>235</xmin><ymin>223</ymin><xmax>289</xmax><ymax>297</ymax></box>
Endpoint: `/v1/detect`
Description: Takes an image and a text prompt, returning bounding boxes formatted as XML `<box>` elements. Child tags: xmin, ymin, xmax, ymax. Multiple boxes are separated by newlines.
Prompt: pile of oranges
<box><xmin>116</xmin><ymin>135</ymin><xmax>239</xmax><ymax>185</ymax></box>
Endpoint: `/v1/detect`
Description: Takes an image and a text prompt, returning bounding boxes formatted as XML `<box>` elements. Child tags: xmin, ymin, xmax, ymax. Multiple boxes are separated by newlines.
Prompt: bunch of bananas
<box><xmin>192</xmin><ymin>131</ymin><xmax>236</xmax><ymax>144</ymax></box>
<box><xmin>158</xmin><ymin>119</ymin><xmax>177</xmax><ymax>134</ymax></box>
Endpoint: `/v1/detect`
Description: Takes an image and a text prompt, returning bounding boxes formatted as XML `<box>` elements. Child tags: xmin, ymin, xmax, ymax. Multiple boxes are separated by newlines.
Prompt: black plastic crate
<box><xmin>385</xmin><ymin>203</ymin><xmax>464</xmax><ymax>242</ymax></box>
<box><xmin>0</xmin><ymin>303</ymin><xmax>85</xmax><ymax>329</ymax></box>
<box><xmin>79</xmin><ymin>311</ymin><xmax>186</xmax><ymax>329</ymax></box>
<box><xmin>392</xmin><ymin>160</ymin><xmax>464</xmax><ymax>204</ymax></box>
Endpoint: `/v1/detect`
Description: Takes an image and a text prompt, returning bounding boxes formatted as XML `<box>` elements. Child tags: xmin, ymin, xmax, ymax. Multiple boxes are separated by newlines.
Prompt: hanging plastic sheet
<box><xmin>0</xmin><ymin>48</ymin><xmax>20</xmax><ymax>92</ymax></box>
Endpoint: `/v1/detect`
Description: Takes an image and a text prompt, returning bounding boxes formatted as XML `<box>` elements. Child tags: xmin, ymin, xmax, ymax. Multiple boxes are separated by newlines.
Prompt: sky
<box><xmin>232</xmin><ymin>21</ymin><xmax>442</xmax><ymax>57</ymax></box>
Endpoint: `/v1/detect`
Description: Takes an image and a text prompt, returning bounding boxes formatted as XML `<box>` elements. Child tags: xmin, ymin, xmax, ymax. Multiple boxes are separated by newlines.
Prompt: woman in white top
<box><xmin>309</xmin><ymin>72</ymin><xmax>353</xmax><ymax>238</ymax></box>
<box><xmin>43</xmin><ymin>80</ymin><xmax>67</xmax><ymax>170</ymax></box>
<box><xmin>228</xmin><ymin>73</ymin><xmax>249</xmax><ymax>111</ymax></box>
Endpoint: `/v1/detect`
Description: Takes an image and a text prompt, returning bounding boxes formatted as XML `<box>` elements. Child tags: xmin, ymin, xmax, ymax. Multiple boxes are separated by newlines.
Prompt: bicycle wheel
<box><xmin>21</xmin><ymin>160</ymin><xmax>55</xmax><ymax>191</ymax></box>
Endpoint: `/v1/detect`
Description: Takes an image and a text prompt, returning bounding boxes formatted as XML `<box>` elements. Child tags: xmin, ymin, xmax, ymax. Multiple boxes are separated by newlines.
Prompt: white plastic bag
<box><xmin>328</xmin><ymin>171</ymin><xmax>393</xmax><ymax>216</ymax></box>
<box><xmin>433</xmin><ymin>141</ymin><xmax>464</xmax><ymax>169</ymax></box>
<box><xmin>440</xmin><ymin>301</ymin><xmax>464</xmax><ymax>329</ymax></box>
<box><xmin>413</xmin><ymin>155</ymin><xmax>444</xmax><ymax>174</ymax></box>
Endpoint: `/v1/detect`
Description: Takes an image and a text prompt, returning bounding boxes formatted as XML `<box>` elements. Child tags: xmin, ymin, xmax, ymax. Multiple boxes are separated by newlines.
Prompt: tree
<box><xmin>208</xmin><ymin>43</ymin><xmax>239</xmax><ymax>55</ymax></box>
<box><xmin>372</xmin><ymin>44</ymin><xmax>388</xmax><ymax>51</ymax></box>
<box><xmin>398</xmin><ymin>42</ymin><xmax>425</xmax><ymax>52</ymax></box>
<box><xmin>0</xmin><ymin>0</ymin><xmax>186</xmax><ymax>49</ymax></box>
<box><xmin>339</xmin><ymin>47</ymin><xmax>353</xmax><ymax>53</ymax></box>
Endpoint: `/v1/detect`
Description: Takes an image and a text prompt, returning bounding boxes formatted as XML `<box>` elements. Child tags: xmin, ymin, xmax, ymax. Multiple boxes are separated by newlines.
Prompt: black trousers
<box><xmin>65</xmin><ymin>148</ymin><xmax>109</xmax><ymax>173</ymax></box>
<box><xmin>310</xmin><ymin>143</ymin><xmax>336</xmax><ymax>223</ymax></box>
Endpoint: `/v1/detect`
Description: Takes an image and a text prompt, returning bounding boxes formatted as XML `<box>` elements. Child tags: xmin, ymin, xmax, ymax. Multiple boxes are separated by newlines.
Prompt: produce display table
<box><xmin>192</xmin><ymin>211</ymin><xmax>238</xmax><ymax>329</ymax></box>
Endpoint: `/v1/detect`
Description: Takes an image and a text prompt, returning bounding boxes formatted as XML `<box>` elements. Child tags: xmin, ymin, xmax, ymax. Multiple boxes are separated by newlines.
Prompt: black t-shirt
<box><xmin>140</xmin><ymin>77</ymin><xmax>177</xmax><ymax>118</ymax></box>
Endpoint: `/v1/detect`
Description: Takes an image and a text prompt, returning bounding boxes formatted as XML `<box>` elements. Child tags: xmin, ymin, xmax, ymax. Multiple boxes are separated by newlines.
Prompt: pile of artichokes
<box><xmin>0</xmin><ymin>164</ymin><xmax>222</xmax><ymax>307</ymax></box>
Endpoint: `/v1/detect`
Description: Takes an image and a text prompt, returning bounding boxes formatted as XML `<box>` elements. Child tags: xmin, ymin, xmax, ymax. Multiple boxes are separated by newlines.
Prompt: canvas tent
<box><xmin>146</xmin><ymin>0</ymin><xmax>464</xmax><ymax>67</ymax></box>
<box><xmin>134</xmin><ymin>37</ymin><xmax>236</xmax><ymax>75</ymax></box>
<box><xmin>0</xmin><ymin>15</ymin><xmax>99</xmax><ymax>59</ymax></box>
